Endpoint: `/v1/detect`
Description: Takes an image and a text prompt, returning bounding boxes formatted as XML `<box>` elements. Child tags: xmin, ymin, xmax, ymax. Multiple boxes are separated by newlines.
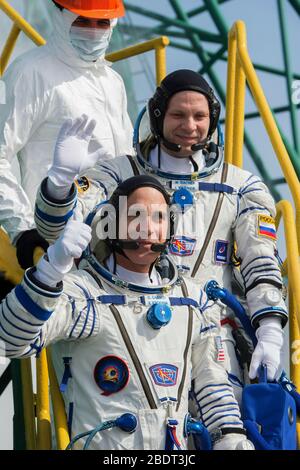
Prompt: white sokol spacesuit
<box><xmin>0</xmin><ymin>175</ymin><xmax>252</xmax><ymax>450</ymax></box>
<box><xmin>0</xmin><ymin>4</ymin><xmax>133</xmax><ymax>243</ymax></box>
<box><xmin>34</xmin><ymin>72</ymin><xmax>287</xmax><ymax>402</ymax></box>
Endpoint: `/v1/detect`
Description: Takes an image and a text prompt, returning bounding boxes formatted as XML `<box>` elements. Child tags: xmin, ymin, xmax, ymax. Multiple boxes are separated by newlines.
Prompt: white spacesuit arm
<box><xmin>191</xmin><ymin>307</ymin><xmax>254</xmax><ymax>450</ymax></box>
<box><xmin>35</xmin><ymin>155</ymin><xmax>134</xmax><ymax>243</ymax></box>
<box><xmin>0</xmin><ymin>64</ymin><xmax>41</xmax><ymax>242</ymax></box>
<box><xmin>191</xmin><ymin>308</ymin><xmax>244</xmax><ymax>433</ymax></box>
<box><xmin>35</xmin><ymin>178</ymin><xmax>79</xmax><ymax>243</ymax></box>
<box><xmin>233</xmin><ymin>174</ymin><xmax>287</xmax><ymax>329</ymax></box>
<box><xmin>0</xmin><ymin>268</ymin><xmax>100</xmax><ymax>359</ymax></box>
<box><xmin>84</xmin><ymin>154</ymin><xmax>134</xmax><ymax>200</ymax></box>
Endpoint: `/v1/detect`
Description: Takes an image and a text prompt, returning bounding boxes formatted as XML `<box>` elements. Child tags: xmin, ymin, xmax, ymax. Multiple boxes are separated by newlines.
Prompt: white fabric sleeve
<box><xmin>35</xmin><ymin>178</ymin><xmax>78</xmax><ymax>243</ymax></box>
<box><xmin>0</xmin><ymin>63</ymin><xmax>41</xmax><ymax>241</ymax></box>
<box><xmin>233</xmin><ymin>174</ymin><xmax>287</xmax><ymax>328</ymax></box>
<box><xmin>0</xmin><ymin>269</ymin><xmax>100</xmax><ymax>359</ymax></box>
<box><xmin>192</xmin><ymin>305</ymin><xmax>244</xmax><ymax>433</ymax></box>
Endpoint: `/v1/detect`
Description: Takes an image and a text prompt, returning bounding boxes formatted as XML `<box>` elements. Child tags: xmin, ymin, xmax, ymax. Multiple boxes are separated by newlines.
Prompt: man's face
<box><xmin>118</xmin><ymin>187</ymin><xmax>169</xmax><ymax>270</ymax></box>
<box><xmin>162</xmin><ymin>91</ymin><xmax>210</xmax><ymax>157</ymax></box>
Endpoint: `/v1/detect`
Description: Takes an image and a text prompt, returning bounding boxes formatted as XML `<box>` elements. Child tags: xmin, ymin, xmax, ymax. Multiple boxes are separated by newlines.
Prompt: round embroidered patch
<box><xmin>94</xmin><ymin>355</ymin><xmax>129</xmax><ymax>396</ymax></box>
<box><xmin>75</xmin><ymin>176</ymin><xmax>90</xmax><ymax>193</ymax></box>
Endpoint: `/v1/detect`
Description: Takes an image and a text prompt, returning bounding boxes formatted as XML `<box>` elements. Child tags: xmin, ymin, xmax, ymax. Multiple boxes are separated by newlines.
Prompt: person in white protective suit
<box><xmin>0</xmin><ymin>0</ymin><xmax>133</xmax><ymax>269</ymax></box>
<box><xmin>33</xmin><ymin>70</ymin><xmax>288</xmax><ymax>405</ymax></box>
<box><xmin>0</xmin><ymin>174</ymin><xmax>254</xmax><ymax>450</ymax></box>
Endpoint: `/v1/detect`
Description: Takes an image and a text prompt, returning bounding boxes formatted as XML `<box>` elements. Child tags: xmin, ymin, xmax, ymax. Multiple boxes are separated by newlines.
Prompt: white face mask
<box><xmin>70</xmin><ymin>19</ymin><xmax>117</xmax><ymax>62</ymax></box>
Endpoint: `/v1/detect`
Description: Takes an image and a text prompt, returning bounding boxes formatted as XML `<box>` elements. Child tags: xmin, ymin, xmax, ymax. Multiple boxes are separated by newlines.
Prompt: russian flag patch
<box><xmin>257</xmin><ymin>214</ymin><xmax>277</xmax><ymax>240</ymax></box>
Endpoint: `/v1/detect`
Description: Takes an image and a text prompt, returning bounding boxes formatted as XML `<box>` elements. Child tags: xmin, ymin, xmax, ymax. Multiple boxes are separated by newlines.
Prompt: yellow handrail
<box><xmin>225</xmin><ymin>21</ymin><xmax>300</xmax><ymax>250</ymax></box>
<box><xmin>275</xmin><ymin>200</ymin><xmax>300</xmax><ymax>333</ymax></box>
<box><xmin>106</xmin><ymin>36</ymin><xmax>170</xmax><ymax>85</ymax></box>
<box><xmin>275</xmin><ymin>200</ymin><xmax>300</xmax><ymax>445</ymax></box>
<box><xmin>20</xmin><ymin>358</ymin><xmax>36</xmax><ymax>450</ymax></box>
<box><xmin>47</xmin><ymin>349</ymin><xmax>70</xmax><ymax>450</ymax></box>
<box><xmin>288</xmin><ymin>292</ymin><xmax>300</xmax><ymax>447</ymax></box>
<box><xmin>0</xmin><ymin>0</ymin><xmax>45</xmax><ymax>76</ymax></box>
<box><xmin>36</xmin><ymin>350</ymin><xmax>52</xmax><ymax>450</ymax></box>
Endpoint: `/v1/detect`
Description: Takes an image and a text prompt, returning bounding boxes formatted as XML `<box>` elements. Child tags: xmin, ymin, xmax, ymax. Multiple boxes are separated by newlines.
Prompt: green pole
<box><xmin>280</xmin><ymin>131</ymin><xmax>300</xmax><ymax>180</ymax></box>
<box><xmin>124</xmin><ymin>3</ymin><xmax>223</xmax><ymax>43</ymax></box>
<box><xmin>288</xmin><ymin>0</ymin><xmax>300</xmax><ymax>15</ymax></box>
<box><xmin>199</xmin><ymin>45</ymin><xmax>227</xmax><ymax>75</ymax></box>
<box><xmin>169</xmin><ymin>40</ymin><xmax>194</xmax><ymax>53</ymax></box>
<box><xmin>188</xmin><ymin>0</ymin><xmax>231</xmax><ymax>18</ymax></box>
<box><xmin>219</xmin><ymin>102</ymin><xmax>300</xmax><ymax>122</ymax></box>
<box><xmin>277</xmin><ymin>0</ymin><xmax>300</xmax><ymax>153</ymax></box>
<box><xmin>208</xmin><ymin>52</ymin><xmax>300</xmax><ymax>80</ymax></box>
<box><xmin>11</xmin><ymin>360</ymin><xmax>26</xmax><ymax>450</ymax></box>
<box><xmin>202</xmin><ymin>0</ymin><xmax>229</xmax><ymax>37</ymax></box>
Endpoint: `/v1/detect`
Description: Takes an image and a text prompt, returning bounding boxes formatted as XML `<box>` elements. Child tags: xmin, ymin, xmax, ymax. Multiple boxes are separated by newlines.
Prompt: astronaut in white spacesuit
<box><xmin>33</xmin><ymin>70</ymin><xmax>287</xmax><ymax>403</ymax></box>
<box><xmin>0</xmin><ymin>174</ymin><xmax>253</xmax><ymax>450</ymax></box>
<box><xmin>0</xmin><ymin>0</ymin><xmax>132</xmax><ymax>269</ymax></box>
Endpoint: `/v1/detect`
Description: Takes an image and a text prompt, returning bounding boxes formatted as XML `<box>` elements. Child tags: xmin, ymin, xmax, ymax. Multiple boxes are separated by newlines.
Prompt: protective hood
<box><xmin>79</xmin><ymin>201</ymin><xmax>178</xmax><ymax>295</ymax></box>
<box><xmin>80</xmin><ymin>250</ymin><xmax>178</xmax><ymax>295</ymax></box>
<box><xmin>48</xmin><ymin>5</ymin><xmax>112</xmax><ymax>69</ymax></box>
<box><xmin>133</xmin><ymin>106</ymin><xmax>224</xmax><ymax>181</ymax></box>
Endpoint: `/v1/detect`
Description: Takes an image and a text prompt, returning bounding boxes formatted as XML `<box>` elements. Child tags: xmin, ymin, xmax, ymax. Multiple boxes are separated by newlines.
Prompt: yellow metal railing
<box><xmin>225</xmin><ymin>21</ymin><xmax>300</xmax><ymax>255</ymax></box>
<box><xmin>275</xmin><ymin>201</ymin><xmax>300</xmax><ymax>368</ymax></box>
<box><xmin>47</xmin><ymin>349</ymin><xmax>70</xmax><ymax>450</ymax></box>
<box><xmin>36</xmin><ymin>349</ymin><xmax>51</xmax><ymax>450</ymax></box>
<box><xmin>0</xmin><ymin>0</ymin><xmax>45</xmax><ymax>76</ymax></box>
<box><xmin>226</xmin><ymin>21</ymin><xmax>300</xmax><ymax>444</ymax></box>
<box><xmin>20</xmin><ymin>358</ymin><xmax>36</xmax><ymax>450</ymax></box>
<box><xmin>275</xmin><ymin>201</ymin><xmax>300</xmax><ymax>446</ymax></box>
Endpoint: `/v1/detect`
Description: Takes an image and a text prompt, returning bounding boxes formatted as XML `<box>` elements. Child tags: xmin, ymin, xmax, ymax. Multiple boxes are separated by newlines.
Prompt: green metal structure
<box><xmin>116</xmin><ymin>0</ymin><xmax>300</xmax><ymax>201</ymax></box>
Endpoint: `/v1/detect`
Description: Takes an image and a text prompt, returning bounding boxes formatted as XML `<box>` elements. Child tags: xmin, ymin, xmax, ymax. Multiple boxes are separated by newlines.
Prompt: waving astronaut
<box><xmin>0</xmin><ymin>0</ymin><xmax>132</xmax><ymax>269</ymax></box>
<box><xmin>34</xmin><ymin>71</ymin><xmax>287</xmax><ymax>403</ymax></box>
<box><xmin>0</xmin><ymin>175</ymin><xmax>253</xmax><ymax>450</ymax></box>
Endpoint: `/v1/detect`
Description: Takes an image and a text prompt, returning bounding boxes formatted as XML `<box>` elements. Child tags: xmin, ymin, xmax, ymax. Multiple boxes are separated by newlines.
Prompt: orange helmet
<box><xmin>54</xmin><ymin>0</ymin><xmax>125</xmax><ymax>19</ymax></box>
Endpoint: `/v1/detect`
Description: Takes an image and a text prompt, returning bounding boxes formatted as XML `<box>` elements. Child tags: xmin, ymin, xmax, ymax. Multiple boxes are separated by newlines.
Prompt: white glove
<box><xmin>249</xmin><ymin>317</ymin><xmax>284</xmax><ymax>381</ymax></box>
<box><xmin>34</xmin><ymin>218</ymin><xmax>91</xmax><ymax>286</ymax></box>
<box><xmin>47</xmin><ymin>114</ymin><xmax>108</xmax><ymax>199</ymax></box>
<box><xmin>213</xmin><ymin>433</ymin><xmax>254</xmax><ymax>450</ymax></box>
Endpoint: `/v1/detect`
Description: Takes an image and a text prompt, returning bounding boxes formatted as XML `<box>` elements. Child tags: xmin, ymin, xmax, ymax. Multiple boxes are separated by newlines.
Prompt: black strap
<box><xmin>221</xmin><ymin>427</ymin><xmax>246</xmax><ymax>436</ymax></box>
<box><xmin>126</xmin><ymin>155</ymin><xmax>141</xmax><ymax>176</ymax></box>
<box><xmin>210</xmin><ymin>426</ymin><xmax>246</xmax><ymax>444</ymax></box>
<box><xmin>189</xmin><ymin>156</ymin><xmax>199</xmax><ymax>172</ymax></box>
<box><xmin>109</xmin><ymin>305</ymin><xmax>157</xmax><ymax>410</ymax></box>
<box><xmin>245</xmin><ymin>278</ymin><xmax>282</xmax><ymax>294</ymax></box>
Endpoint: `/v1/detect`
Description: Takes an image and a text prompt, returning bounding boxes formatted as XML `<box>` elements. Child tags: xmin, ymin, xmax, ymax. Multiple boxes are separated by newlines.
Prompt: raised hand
<box><xmin>34</xmin><ymin>218</ymin><xmax>92</xmax><ymax>286</ymax></box>
<box><xmin>48</xmin><ymin>114</ymin><xmax>109</xmax><ymax>190</ymax></box>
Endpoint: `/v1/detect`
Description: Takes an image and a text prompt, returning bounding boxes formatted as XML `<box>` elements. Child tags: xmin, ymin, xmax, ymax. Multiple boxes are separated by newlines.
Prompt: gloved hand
<box><xmin>34</xmin><ymin>218</ymin><xmax>91</xmax><ymax>287</ymax></box>
<box><xmin>16</xmin><ymin>229</ymin><xmax>49</xmax><ymax>270</ymax></box>
<box><xmin>47</xmin><ymin>114</ymin><xmax>108</xmax><ymax>199</ymax></box>
<box><xmin>213</xmin><ymin>433</ymin><xmax>254</xmax><ymax>450</ymax></box>
<box><xmin>249</xmin><ymin>317</ymin><xmax>284</xmax><ymax>381</ymax></box>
